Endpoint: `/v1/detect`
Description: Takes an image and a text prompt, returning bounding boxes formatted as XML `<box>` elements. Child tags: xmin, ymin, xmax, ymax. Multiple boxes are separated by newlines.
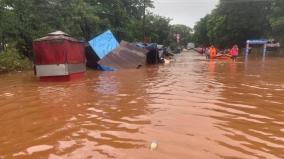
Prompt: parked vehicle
<box><xmin>187</xmin><ymin>43</ymin><xmax>195</xmax><ymax>50</ymax></box>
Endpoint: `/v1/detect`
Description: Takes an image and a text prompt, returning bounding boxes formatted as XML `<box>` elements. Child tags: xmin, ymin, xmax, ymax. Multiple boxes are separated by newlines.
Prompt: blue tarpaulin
<box><xmin>97</xmin><ymin>65</ymin><xmax>117</xmax><ymax>71</ymax></box>
<box><xmin>88</xmin><ymin>30</ymin><xmax>119</xmax><ymax>59</ymax></box>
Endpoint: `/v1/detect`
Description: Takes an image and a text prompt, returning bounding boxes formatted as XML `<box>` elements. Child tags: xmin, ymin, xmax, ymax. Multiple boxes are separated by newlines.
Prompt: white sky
<box><xmin>151</xmin><ymin>0</ymin><xmax>219</xmax><ymax>28</ymax></box>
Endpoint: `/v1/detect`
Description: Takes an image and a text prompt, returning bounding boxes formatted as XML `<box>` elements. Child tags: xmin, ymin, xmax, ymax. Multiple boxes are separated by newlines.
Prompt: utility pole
<box><xmin>142</xmin><ymin>0</ymin><xmax>146</xmax><ymax>42</ymax></box>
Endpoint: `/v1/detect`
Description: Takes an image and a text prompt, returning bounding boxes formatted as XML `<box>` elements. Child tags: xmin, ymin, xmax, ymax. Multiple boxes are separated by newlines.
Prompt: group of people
<box><xmin>204</xmin><ymin>45</ymin><xmax>239</xmax><ymax>61</ymax></box>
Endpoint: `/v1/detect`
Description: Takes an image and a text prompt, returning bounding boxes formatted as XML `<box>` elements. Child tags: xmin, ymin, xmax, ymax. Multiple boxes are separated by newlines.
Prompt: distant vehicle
<box><xmin>187</xmin><ymin>43</ymin><xmax>195</xmax><ymax>50</ymax></box>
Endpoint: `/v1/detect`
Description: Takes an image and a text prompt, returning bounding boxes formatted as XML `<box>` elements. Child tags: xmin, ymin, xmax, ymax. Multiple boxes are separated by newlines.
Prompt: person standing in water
<box><xmin>230</xmin><ymin>45</ymin><xmax>239</xmax><ymax>61</ymax></box>
<box><xmin>209</xmin><ymin>45</ymin><xmax>217</xmax><ymax>59</ymax></box>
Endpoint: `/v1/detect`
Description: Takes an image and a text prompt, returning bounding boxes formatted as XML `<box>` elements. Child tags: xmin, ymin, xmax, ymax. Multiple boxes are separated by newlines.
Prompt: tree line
<box><xmin>193</xmin><ymin>0</ymin><xmax>284</xmax><ymax>49</ymax></box>
<box><xmin>0</xmin><ymin>0</ymin><xmax>192</xmax><ymax>57</ymax></box>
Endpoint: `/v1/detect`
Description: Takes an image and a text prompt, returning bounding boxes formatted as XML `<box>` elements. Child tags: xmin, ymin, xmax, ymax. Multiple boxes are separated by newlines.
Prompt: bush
<box><xmin>0</xmin><ymin>47</ymin><xmax>32</xmax><ymax>73</ymax></box>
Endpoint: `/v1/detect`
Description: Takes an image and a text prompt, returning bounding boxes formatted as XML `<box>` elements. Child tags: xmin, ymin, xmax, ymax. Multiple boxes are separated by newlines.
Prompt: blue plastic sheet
<box><xmin>88</xmin><ymin>30</ymin><xmax>119</xmax><ymax>59</ymax></box>
<box><xmin>97</xmin><ymin>65</ymin><xmax>116</xmax><ymax>71</ymax></box>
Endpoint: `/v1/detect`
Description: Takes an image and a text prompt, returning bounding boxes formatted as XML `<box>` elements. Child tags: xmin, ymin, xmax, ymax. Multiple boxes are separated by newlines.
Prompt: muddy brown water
<box><xmin>0</xmin><ymin>51</ymin><xmax>284</xmax><ymax>159</ymax></box>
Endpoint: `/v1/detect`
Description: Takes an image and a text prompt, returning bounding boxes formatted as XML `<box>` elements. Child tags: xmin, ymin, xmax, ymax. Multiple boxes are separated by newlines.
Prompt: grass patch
<box><xmin>0</xmin><ymin>47</ymin><xmax>32</xmax><ymax>73</ymax></box>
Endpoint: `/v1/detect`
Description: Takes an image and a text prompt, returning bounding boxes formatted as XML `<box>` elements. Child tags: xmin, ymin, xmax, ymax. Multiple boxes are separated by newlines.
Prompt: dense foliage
<box><xmin>145</xmin><ymin>14</ymin><xmax>171</xmax><ymax>44</ymax></box>
<box><xmin>193</xmin><ymin>0</ymin><xmax>282</xmax><ymax>49</ymax></box>
<box><xmin>270</xmin><ymin>0</ymin><xmax>284</xmax><ymax>43</ymax></box>
<box><xmin>0</xmin><ymin>0</ymin><xmax>195</xmax><ymax>72</ymax></box>
<box><xmin>0</xmin><ymin>46</ymin><xmax>32</xmax><ymax>73</ymax></box>
<box><xmin>0</xmin><ymin>0</ymin><xmax>177</xmax><ymax>55</ymax></box>
<box><xmin>169</xmin><ymin>24</ymin><xmax>193</xmax><ymax>49</ymax></box>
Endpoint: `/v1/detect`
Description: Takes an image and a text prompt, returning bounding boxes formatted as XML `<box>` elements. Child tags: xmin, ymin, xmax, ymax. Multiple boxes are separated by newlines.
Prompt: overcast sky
<box><xmin>151</xmin><ymin>0</ymin><xmax>219</xmax><ymax>28</ymax></box>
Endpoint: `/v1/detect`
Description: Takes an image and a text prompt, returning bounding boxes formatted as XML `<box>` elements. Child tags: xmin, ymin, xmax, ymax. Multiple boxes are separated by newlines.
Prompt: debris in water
<box><xmin>4</xmin><ymin>93</ymin><xmax>14</xmax><ymax>97</ymax></box>
<box><xmin>150</xmin><ymin>141</ymin><xmax>158</xmax><ymax>151</ymax></box>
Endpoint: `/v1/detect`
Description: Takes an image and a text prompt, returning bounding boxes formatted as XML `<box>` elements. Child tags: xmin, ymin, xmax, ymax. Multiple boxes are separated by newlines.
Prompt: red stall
<box><xmin>33</xmin><ymin>31</ymin><xmax>86</xmax><ymax>82</ymax></box>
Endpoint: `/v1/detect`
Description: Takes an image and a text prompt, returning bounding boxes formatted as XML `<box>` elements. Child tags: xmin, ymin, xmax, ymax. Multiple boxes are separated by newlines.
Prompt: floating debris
<box><xmin>150</xmin><ymin>141</ymin><xmax>158</xmax><ymax>151</ymax></box>
<box><xmin>3</xmin><ymin>93</ymin><xmax>14</xmax><ymax>97</ymax></box>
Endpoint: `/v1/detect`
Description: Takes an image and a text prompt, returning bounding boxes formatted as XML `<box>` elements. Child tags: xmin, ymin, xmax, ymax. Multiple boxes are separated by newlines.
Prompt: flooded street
<box><xmin>1</xmin><ymin>51</ymin><xmax>284</xmax><ymax>159</ymax></box>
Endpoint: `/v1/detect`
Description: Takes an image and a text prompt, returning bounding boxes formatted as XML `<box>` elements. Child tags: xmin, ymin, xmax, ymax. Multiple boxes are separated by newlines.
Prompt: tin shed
<box><xmin>33</xmin><ymin>31</ymin><xmax>86</xmax><ymax>81</ymax></box>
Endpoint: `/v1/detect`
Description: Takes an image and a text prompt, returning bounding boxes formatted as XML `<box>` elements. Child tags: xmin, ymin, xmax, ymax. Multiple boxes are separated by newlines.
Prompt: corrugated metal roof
<box><xmin>34</xmin><ymin>31</ymin><xmax>80</xmax><ymax>42</ymax></box>
<box><xmin>47</xmin><ymin>31</ymin><xmax>70</xmax><ymax>36</ymax></box>
<box><xmin>98</xmin><ymin>41</ymin><xmax>148</xmax><ymax>69</ymax></box>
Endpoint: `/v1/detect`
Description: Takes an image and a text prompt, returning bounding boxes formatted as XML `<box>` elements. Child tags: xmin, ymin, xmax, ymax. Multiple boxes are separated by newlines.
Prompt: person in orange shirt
<box><xmin>209</xmin><ymin>45</ymin><xmax>217</xmax><ymax>58</ymax></box>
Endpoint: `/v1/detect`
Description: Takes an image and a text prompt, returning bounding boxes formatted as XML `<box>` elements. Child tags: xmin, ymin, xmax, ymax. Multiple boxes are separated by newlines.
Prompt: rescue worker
<box><xmin>209</xmin><ymin>45</ymin><xmax>217</xmax><ymax>59</ymax></box>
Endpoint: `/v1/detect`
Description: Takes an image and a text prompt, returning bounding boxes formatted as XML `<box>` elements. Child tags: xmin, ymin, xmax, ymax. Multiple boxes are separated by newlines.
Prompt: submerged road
<box><xmin>0</xmin><ymin>51</ymin><xmax>284</xmax><ymax>159</ymax></box>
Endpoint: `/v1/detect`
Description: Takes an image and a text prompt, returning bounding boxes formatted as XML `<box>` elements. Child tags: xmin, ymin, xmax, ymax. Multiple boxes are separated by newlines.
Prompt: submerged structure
<box><xmin>87</xmin><ymin>30</ymin><xmax>120</xmax><ymax>71</ymax></box>
<box><xmin>245</xmin><ymin>40</ymin><xmax>268</xmax><ymax>56</ymax></box>
<box><xmin>136</xmin><ymin>43</ymin><xmax>162</xmax><ymax>64</ymax></box>
<box><xmin>98</xmin><ymin>41</ymin><xmax>148</xmax><ymax>69</ymax></box>
<box><xmin>87</xmin><ymin>30</ymin><xmax>167</xmax><ymax>71</ymax></box>
<box><xmin>87</xmin><ymin>30</ymin><xmax>148</xmax><ymax>71</ymax></box>
<box><xmin>246</xmin><ymin>39</ymin><xmax>281</xmax><ymax>55</ymax></box>
<box><xmin>33</xmin><ymin>31</ymin><xmax>86</xmax><ymax>81</ymax></box>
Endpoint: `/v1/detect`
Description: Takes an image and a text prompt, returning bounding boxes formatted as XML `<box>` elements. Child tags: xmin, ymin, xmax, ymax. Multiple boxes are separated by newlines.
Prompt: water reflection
<box><xmin>95</xmin><ymin>73</ymin><xmax>119</xmax><ymax>95</ymax></box>
<box><xmin>213</xmin><ymin>55</ymin><xmax>284</xmax><ymax>159</ymax></box>
<box><xmin>208</xmin><ymin>60</ymin><xmax>216</xmax><ymax>73</ymax></box>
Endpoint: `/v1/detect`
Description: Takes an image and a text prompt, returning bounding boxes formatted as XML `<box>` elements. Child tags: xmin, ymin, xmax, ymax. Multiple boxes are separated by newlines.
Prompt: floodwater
<box><xmin>1</xmin><ymin>51</ymin><xmax>284</xmax><ymax>159</ymax></box>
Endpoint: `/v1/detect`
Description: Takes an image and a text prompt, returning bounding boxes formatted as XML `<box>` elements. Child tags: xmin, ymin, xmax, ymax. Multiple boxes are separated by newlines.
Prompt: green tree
<box><xmin>0</xmin><ymin>0</ymin><xmax>62</xmax><ymax>56</ymax></box>
<box><xmin>270</xmin><ymin>0</ymin><xmax>284</xmax><ymax>43</ymax></box>
<box><xmin>0</xmin><ymin>0</ymin><xmax>169</xmax><ymax>57</ymax></box>
<box><xmin>144</xmin><ymin>14</ymin><xmax>171</xmax><ymax>45</ymax></box>
<box><xmin>194</xmin><ymin>0</ymin><xmax>272</xmax><ymax>48</ymax></box>
<box><xmin>169</xmin><ymin>24</ymin><xmax>193</xmax><ymax>49</ymax></box>
<box><xmin>193</xmin><ymin>15</ymin><xmax>210</xmax><ymax>47</ymax></box>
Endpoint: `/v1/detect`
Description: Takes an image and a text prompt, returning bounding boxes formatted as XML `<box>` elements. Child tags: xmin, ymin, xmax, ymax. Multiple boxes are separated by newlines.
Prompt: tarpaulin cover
<box><xmin>88</xmin><ymin>30</ymin><xmax>119</xmax><ymax>59</ymax></box>
<box><xmin>98</xmin><ymin>41</ymin><xmax>147</xmax><ymax>69</ymax></box>
<box><xmin>136</xmin><ymin>43</ymin><xmax>160</xmax><ymax>64</ymax></box>
<box><xmin>33</xmin><ymin>40</ymin><xmax>85</xmax><ymax>65</ymax></box>
<box><xmin>97</xmin><ymin>65</ymin><xmax>116</xmax><ymax>71</ymax></box>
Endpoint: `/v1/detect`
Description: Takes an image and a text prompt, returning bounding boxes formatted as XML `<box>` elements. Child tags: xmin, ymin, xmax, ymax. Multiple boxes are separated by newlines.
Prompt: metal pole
<box><xmin>263</xmin><ymin>44</ymin><xmax>267</xmax><ymax>57</ymax></box>
<box><xmin>143</xmin><ymin>0</ymin><xmax>146</xmax><ymax>42</ymax></box>
<box><xmin>263</xmin><ymin>44</ymin><xmax>267</xmax><ymax>62</ymax></box>
<box><xmin>245</xmin><ymin>41</ymin><xmax>249</xmax><ymax>56</ymax></box>
<box><xmin>244</xmin><ymin>41</ymin><xmax>249</xmax><ymax>72</ymax></box>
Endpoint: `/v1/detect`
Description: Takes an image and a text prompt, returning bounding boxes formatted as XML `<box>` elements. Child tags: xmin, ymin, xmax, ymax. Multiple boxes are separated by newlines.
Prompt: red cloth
<box><xmin>33</xmin><ymin>40</ymin><xmax>85</xmax><ymax>65</ymax></box>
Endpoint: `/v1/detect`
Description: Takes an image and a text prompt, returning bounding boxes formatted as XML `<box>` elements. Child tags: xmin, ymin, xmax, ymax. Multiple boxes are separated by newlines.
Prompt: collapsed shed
<box><xmin>136</xmin><ymin>43</ymin><xmax>164</xmax><ymax>64</ymax></box>
<box><xmin>33</xmin><ymin>31</ymin><xmax>86</xmax><ymax>81</ymax></box>
<box><xmin>86</xmin><ymin>30</ymin><xmax>166</xmax><ymax>71</ymax></box>
<box><xmin>87</xmin><ymin>30</ymin><xmax>120</xmax><ymax>71</ymax></box>
<box><xmin>98</xmin><ymin>41</ymin><xmax>148</xmax><ymax>69</ymax></box>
